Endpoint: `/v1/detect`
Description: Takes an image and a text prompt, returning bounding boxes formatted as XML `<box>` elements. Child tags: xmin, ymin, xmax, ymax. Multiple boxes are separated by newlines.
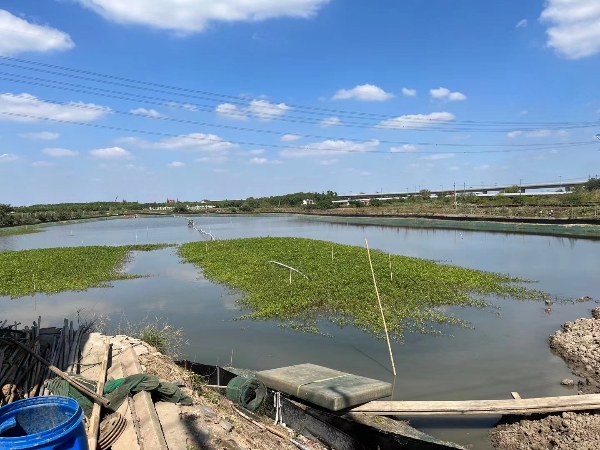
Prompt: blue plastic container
<box><xmin>0</xmin><ymin>396</ymin><xmax>88</xmax><ymax>450</ymax></box>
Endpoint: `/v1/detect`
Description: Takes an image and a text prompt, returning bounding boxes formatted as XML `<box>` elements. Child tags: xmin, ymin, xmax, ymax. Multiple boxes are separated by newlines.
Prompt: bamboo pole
<box><xmin>43</xmin><ymin>332</ymin><xmax>62</xmax><ymax>395</ymax></box>
<box><xmin>0</xmin><ymin>339</ymin><xmax>110</xmax><ymax>408</ymax></box>
<box><xmin>66</xmin><ymin>328</ymin><xmax>81</xmax><ymax>374</ymax></box>
<box><xmin>88</xmin><ymin>338</ymin><xmax>111</xmax><ymax>450</ymax></box>
<box><xmin>365</xmin><ymin>238</ymin><xmax>396</xmax><ymax>377</ymax></box>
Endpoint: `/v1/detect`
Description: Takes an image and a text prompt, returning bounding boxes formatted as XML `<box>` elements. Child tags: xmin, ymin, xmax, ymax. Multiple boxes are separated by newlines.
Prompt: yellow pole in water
<box><xmin>365</xmin><ymin>238</ymin><xmax>396</xmax><ymax>376</ymax></box>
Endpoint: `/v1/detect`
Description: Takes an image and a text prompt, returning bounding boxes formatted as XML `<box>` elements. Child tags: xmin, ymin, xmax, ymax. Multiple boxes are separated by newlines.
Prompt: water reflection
<box><xmin>1</xmin><ymin>215</ymin><xmax>599</xmax><ymax>449</ymax></box>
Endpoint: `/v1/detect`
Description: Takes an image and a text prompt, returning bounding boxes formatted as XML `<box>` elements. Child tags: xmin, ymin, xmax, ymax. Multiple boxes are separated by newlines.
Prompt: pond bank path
<box><xmin>80</xmin><ymin>333</ymin><xmax>324</xmax><ymax>450</ymax></box>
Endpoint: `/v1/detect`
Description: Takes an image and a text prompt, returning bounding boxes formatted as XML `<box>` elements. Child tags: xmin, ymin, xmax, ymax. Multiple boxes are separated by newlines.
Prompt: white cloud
<box><xmin>248</xmin><ymin>99</ymin><xmax>291</xmax><ymax>121</ymax></box>
<box><xmin>130</xmin><ymin>108</ymin><xmax>165</xmax><ymax>118</ymax></box>
<box><xmin>168</xmin><ymin>161</ymin><xmax>185</xmax><ymax>168</ymax></box>
<box><xmin>216</xmin><ymin>99</ymin><xmax>291</xmax><ymax>121</ymax></box>
<box><xmin>448</xmin><ymin>165</ymin><xmax>460</xmax><ymax>171</ymax></box>
<box><xmin>332</xmin><ymin>84</ymin><xmax>394</xmax><ymax>101</ymax></box>
<box><xmin>196</xmin><ymin>155</ymin><xmax>228</xmax><ymax>164</ymax></box>
<box><xmin>377</xmin><ymin>112</ymin><xmax>455</xmax><ymax>129</ymax></box>
<box><xmin>280</xmin><ymin>139</ymin><xmax>379</xmax><ymax>158</ymax></box>
<box><xmin>0</xmin><ymin>153</ymin><xmax>18</xmax><ymax>163</ymax></box>
<box><xmin>451</xmin><ymin>133</ymin><xmax>472</xmax><ymax>140</ymax></box>
<box><xmin>89</xmin><ymin>147</ymin><xmax>132</xmax><ymax>158</ymax></box>
<box><xmin>429</xmin><ymin>87</ymin><xmax>467</xmax><ymax>101</ymax></box>
<box><xmin>271</xmin><ymin>160</ymin><xmax>284</xmax><ymax>165</ymax></box>
<box><xmin>125</xmin><ymin>163</ymin><xmax>147</xmax><ymax>171</ymax></box>
<box><xmin>72</xmin><ymin>0</ymin><xmax>330</xmax><ymax>33</ymax></box>
<box><xmin>19</xmin><ymin>131</ymin><xmax>59</xmax><ymax>140</ymax></box>
<box><xmin>550</xmin><ymin>149</ymin><xmax>559</xmax><ymax>154</ymax></box>
<box><xmin>0</xmin><ymin>9</ymin><xmax>74</xmax><ymax>56</ymax></box>
<box><xmin>216</xmin><ymin>103</ymin><xmax>247</xmax><ymax>120</ymax></box>
<box><xmin>281</xmin><ymin>134</ymin><xmax>302</xmax><ymax>142</ymax></box>
<box><xmin>165</xmin><ymin>101</ymin><xmax>198</xmax><ymax>111</ymax></box>
<box><xmin>320</xmin><ymin>116</ymin><xmax>341</xmax><ymax>127</ymax></box>
<box><xmin>43</xmin><ymin>148</ymin><xmax>78</xmax><ymax>157</ymax></box>
<box><xmin>349</xmin><ymin>168</ymin><xmax>371</xmax><ymax>176</ymax></box>
<box><xmin>121</xmin><ymin>133</ymin><xmax>236</xmax><ymax>152</ymax></box>
<box><xmin>32</xmin><ymin>161</ymin><xmax>53</xmax><ymax>167</ymax></box>
<box><xmin>0</xmin><ymin>93</ymin><xmax>110</xmax><ymax>123</ymax></box>
<box><xmin>520</xmin><ymin>110</ymin><xmax>528</xmax><ymax>115</ymax></box>
<box><xmin>527</xmin><ymin>129</ymin><xmax>552</xmax><ymax>138</ymax></box>
<box><xmin>421</xmin><ymin>153</ymin><xmax>455</xmax><ymax>161</ymax></box>
<box><xmin>247</xmin><ymin>149</ymin><xmax>265</xmax><ymax>155</ymax></box>
<box><xmin>319</xmin><ymin>159</ymin><xmax>339</xmax><ymax>165</ymax></box>
<box><xmin>250</xmin><ymin>157</ymin><xmax>268</xmax><ymax>164</ymax></box>
<box><xmin>402</xmin><ymin>87</ymin><xmax>417</xmax><ymax>97</ymax></box>
<box><xmin>390</xmin><ymin>144</ymin><xmax>417</xmax><ymax>153</ymax></box>
<box><xmin>474</xmin><ymin>164</ymin><xmax>491</xmax><ymax>170</ymax></box>
<box><xmin>540</xmin><ymin>0</ymin><xmax>600</xmax><ymax>59</ymax></box>
<box><xmin>409</xmin><ymin>163</ymin><xmax>420</xmax><ymax>168</ymax></box>
<box><xmin>212</xmin><ymin>168</ymin><xmax>228</xmax><ymax>173</ymax></box>
<box><xmin>507</xmin><ymin>130</ymin><xmax>523</xmax><ymax>138</ymax></box>
<box><xmin>516</xmin><ymin>19</ymin><xmax>528</xmax><ymax>28</ymax></box>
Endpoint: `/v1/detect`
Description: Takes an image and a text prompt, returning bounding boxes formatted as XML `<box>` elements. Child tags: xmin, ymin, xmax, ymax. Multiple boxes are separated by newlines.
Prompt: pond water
<box><xmin>1</xmin><ymin>215</ymin><xmax>599</xmax><ymax>449</ymax></box>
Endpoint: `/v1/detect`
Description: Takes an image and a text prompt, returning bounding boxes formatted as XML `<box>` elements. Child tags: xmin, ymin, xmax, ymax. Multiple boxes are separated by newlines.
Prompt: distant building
<box><xmin>166</xmin><ymin>199</ymin><xmax>176</xmax><ymax>204</ymax></box>
<box><xmin>302</xmin><ymin>199</ymin><xmax>315</xmax><ymax>205</ymax></box>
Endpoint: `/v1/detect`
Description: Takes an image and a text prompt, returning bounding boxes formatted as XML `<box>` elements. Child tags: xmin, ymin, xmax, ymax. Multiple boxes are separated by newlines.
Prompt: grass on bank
<box><xmin>179</xmin><ymin>237</ymin><xmax>549</xmax><ymax>341</ymax></box>
<box><xmin>0</xmin><ymin>243</ymin><xmax>173</xmax><ymax>299</ymax></box>
<box><xmin>0</xmin><ymin>228</ymin><xmax>44</xmax><ymax>237</ymax></box>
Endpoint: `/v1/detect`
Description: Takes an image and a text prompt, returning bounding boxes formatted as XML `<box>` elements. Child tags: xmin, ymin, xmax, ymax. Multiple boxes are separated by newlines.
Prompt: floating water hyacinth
<box><xmin>179</xmin><ymin>237</ymin><xmax>549</xmax><ymax>341</ymax></box>
<box><xmin>0</xmin><ymin>244</ymin><xmax>172</xmax><ymax>299</ymax></box>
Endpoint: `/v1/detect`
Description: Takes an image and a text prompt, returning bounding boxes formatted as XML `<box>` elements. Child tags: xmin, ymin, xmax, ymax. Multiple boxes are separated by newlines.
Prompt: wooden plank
<box><xmin>350</xmin><ymin>394</ymin><xmax>600</xmax><ymax>416</ymax></box>
<box><xmin>88</xmin><ymin>338</ymin><xmax>111</xmax><ymax>450</ymax></box>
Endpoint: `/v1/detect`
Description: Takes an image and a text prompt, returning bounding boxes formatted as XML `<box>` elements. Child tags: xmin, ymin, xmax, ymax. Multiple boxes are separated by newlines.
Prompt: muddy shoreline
<box><xmin>490</xmin><ymin>307</ymin><xmax>600</xmax><ymax>449</ymax></box>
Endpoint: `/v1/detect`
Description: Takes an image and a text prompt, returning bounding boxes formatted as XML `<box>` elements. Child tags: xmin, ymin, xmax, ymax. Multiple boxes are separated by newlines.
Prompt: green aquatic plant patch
<box><xmin>0</xmin><ymin>244</ymin><xmax>172</xmax><ymax>299</ymax></box>
<box><xmin>179</xmin><ymin>237</ymin><xmax>549</xmax><ymax>340</ymax></box>
<box><xmin>0</xmin><ymin>228</ymin><xmax>44</xmax><ymax>237</ymax></box>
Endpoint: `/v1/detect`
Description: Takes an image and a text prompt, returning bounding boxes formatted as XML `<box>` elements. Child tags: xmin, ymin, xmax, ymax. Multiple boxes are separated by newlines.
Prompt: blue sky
<box><xmin>0</xmin><ymin>0</ymin><xmax>599</xmax><ymax>205</ymax></box>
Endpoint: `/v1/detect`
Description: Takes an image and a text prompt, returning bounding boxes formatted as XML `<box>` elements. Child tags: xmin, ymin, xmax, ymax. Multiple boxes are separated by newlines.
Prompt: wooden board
<box><xmin>351</xmin><ymin>393</ymin><xmax>600</xmax><ymax>416</ymax></box>
<box><xmin>256</xmin><ymin>363</ymin><xmax>392</xmax><ymax>411</ymax></box>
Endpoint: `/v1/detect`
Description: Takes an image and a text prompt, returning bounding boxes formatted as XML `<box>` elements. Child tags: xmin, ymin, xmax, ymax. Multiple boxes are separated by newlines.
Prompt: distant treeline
<box><xmin>0</xmin><ymin>191</ymin><xmax>338</xmax><ymax>227</ymax></box>
<box><xmin>1</xmin><ymin>180</ymin><xmax>599</xmax><ymax>228</ymax></box>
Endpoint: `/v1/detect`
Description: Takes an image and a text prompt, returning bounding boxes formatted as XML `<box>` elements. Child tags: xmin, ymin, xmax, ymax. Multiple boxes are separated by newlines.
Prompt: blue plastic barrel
<box><xmin>0</xmin><ymin>396</ymin><xmax>88</xmax><ymax>450</ymax></box>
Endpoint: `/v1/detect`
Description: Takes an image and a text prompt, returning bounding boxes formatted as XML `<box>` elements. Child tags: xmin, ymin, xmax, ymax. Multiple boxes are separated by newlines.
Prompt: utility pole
<box><xmin>520</xmin><ymin>179</ymin><xmax>522</xmax><ymax>196</ymax></box>
<box><xmin>454</xmin><ymin>182</ymin><xmax>457</xmax><ymax>209</ymax></box>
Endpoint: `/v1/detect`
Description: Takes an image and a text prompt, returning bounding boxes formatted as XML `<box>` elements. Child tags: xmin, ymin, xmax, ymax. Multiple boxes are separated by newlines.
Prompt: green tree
<box><xmin>500</xmin><ymin>185</ymin><xmax>520</xmax><ymax>194</ymax></box>
<box><xmin>584</xmin><ymin>178</ymin><xmax>600</xmax><ymax>191</ymax></box>
<box><xmin>173</xmin><ymin>203</ymin><xmax>188</xmax><ymax>213</ymax></box>
<box><xmin>420</xmin><ymin>189</ymin><xmax>431</xmax><ymax>200</ymax></box>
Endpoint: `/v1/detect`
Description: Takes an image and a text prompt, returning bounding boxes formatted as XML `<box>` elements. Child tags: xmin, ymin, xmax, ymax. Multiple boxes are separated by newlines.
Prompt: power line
<box><xmin>1</xmin><ymin>92</ymin><xmax>591</xmax><ymax>150</ymax></box>
<box><xmin>0</xmin><ymin>111</ymin><xmax>594</xmax><ymax>155</ymax></box>
<box><xmin>2</xmin><ymin>73</ymin><xmax>598</xmax><ymax>134</ymax></box>
<box><xmin>2</xmin><ymin>56</ymin><xmax>598</xmax><ymax>127</ymax></box>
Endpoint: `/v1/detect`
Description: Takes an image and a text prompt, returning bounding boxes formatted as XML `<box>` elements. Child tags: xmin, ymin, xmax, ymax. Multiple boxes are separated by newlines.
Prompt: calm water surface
<box><xmin>1</xmin><ymin>215</ymin><xmax>599</xmax><ymax>449</ymax></box>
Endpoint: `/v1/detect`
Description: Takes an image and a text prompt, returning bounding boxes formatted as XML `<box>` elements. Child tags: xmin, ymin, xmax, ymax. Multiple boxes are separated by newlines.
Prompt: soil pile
<box><xmin>490</xmin><ymin>308</ymin><xmax>600</xmax><ymax>449</ymax></box>
<box><xmin>548</xmin><ymin>307</ymin><xmax>600</xmax><ymax>394</ymax></box>
<box><xmin>490</xmin><ymin>412</ymin><xmax>600</xmax><ymax>450</ymax></box>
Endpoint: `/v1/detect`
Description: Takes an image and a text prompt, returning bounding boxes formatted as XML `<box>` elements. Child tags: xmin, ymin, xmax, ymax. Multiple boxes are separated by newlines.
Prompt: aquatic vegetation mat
<box><xmin>0</xmin><ymin>228</ymin><xmax>44</xmax><ymax>237</ymax></box>
<box><xmin>179</xmin><ymin>237</ymin><xmax>549</xmax><ymax>340</ymax></box>
<box><xmin>0</xmin><ymin>244</ymin><xmax>172</xmax><ymax>299</ymax></box>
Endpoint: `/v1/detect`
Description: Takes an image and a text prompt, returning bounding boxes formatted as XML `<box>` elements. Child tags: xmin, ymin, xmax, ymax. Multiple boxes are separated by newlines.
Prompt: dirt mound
<box><xmin>490</xmin><ymin>411</ymin><xmax>600</xmax><ymax>450</ymax></box>
<box><xmin>548</xmin><ymin>308</ymin><xmax>600</xmax><ymax>394</ymax></box>
<box><xmin>491</xmin><ymin>309</ymin><xmax>600</xmax><ymax>449</ymax></box>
